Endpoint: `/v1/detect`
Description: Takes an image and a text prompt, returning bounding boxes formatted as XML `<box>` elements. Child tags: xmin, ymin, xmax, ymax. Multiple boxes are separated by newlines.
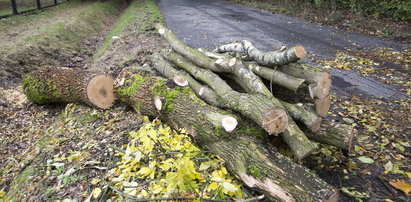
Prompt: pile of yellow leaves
<box><xmin>108</xmin><ymin>117</ymin><xmax>245</xmax><ymax>200</ymax></box>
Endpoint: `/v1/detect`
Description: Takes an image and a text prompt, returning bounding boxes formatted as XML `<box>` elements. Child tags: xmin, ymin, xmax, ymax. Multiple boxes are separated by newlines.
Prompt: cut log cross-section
<box><xmin>22</xmin><ymin>68</ymin><xmax>115</xmax><ymax>109</ymax></box>
<box><xmin>115</xmin><ymin>68</ymin><xmax>339</xmax><ymax>201</ymax></box>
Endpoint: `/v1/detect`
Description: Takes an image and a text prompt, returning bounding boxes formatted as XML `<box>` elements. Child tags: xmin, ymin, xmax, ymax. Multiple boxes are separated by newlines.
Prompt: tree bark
<box><xmin>213</xmin><ymin>40</ymin><xmax>306</xmax><ymax>66</ymax></box>
<box><xmin>279</xmin><ymin>63</ymin><xmax>331</xmax><ymax>99</ymax></box>
<box><xmin>22</xmin><ymin>68</ymin><xmax>115</xmax><ymax>109</ymax></box>
<box><xmin>157</xmin><ymin>51</ymin><xmax>289</xmax><ymax>135</ymax></box>
<box><xmin>115</xmin><ymin>69</ymin><xmax>339</xmax><ymax>201</ymax></box>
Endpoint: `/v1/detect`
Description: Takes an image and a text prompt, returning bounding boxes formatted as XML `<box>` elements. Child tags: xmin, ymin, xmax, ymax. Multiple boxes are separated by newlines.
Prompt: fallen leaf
<box><xmin>384</xmin><ymin>161</ymin><xmax>393</xmax><ymax>172</ymax></box>
<box><xmin>92</xmin><ymin>188</ymin><xmax>102</xmax><ymax>198</ymax></box>
<box><xmin>358</xmin><ymin>156</ymin><xmax>374</xmax><ymax>164</ymax></box>
<box><xmin>389</xmin><ymin>179</ymin><xmax>411</xmax><ymax>195</ymax></box>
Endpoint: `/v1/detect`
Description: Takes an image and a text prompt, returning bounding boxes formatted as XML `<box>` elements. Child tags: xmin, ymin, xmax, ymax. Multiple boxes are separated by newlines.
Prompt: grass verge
<box><xmin>94</xmin><ymin>0</ymin><xmax>164</xmax><ymax>58</ymax></box>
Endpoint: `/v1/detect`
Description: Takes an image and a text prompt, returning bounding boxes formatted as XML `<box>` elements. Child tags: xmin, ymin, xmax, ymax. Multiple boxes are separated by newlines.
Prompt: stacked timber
<box><xmin>21</xmin><ymin>24</ymin><xmax>356</xmax><ymax>201</ymax></box>
<box><xmin>154</xmin><ymin>24</ymin><xmax>353</xmax><ymax>160</ymax></box>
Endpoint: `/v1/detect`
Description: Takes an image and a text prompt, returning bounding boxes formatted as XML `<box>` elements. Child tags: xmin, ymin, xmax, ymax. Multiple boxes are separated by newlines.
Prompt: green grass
<box><xmin>0</xmin><ymin>9</ymin><xmax>12</xmax><ymax>17</ymax></box>
<box><xmin>94</xmin><ymin>0</ymin><xmax>164</xmax><ymax>58</ymax></box>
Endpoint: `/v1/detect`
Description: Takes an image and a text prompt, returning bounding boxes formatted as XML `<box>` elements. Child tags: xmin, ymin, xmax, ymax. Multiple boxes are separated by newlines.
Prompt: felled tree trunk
<box><xmin>279</xmin><ymin>63</ymin><xmax>331</xmax><ymax>99</ymax></box>
<box><xmin>115</xmin><ymin>69</ymin><xmax>338</xmax><ymax>201</ymax></box>
<box><xmin>213</xmin><ymin>40</ymin><xmax>306</xmax><ymax>66</ymax></box>
<box><xmin>22</xmin><ymin>68</ymin><xmax>115</xmax><ymax>109</ymax></box>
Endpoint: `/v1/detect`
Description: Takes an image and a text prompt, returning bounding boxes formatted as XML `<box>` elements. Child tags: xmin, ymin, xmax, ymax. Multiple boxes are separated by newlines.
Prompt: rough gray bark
<box><xmin>22</xmin><ymin>68</ymin><xmax>115</xmax><ymax>109</ymax></box>
<box><xmin>214</xmin><ymin>40</ymin><xmax>306</xmax><ymax>66</ymax></box>
<box><xmin>115</xmin><ymin>69</ymin><xmax>339</xmax><ymax>201</ymax></box>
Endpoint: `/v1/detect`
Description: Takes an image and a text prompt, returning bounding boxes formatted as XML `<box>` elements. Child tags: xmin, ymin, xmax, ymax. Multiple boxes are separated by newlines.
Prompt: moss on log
<box><xmin>22</xmin><ymin>68</ymin><xmax>115</xmax><ymax>109</ymax></box>
<box><xmin>115</xmin><ymin>69</ymin><xmax>338</xmax><ymax>201</ymax></box>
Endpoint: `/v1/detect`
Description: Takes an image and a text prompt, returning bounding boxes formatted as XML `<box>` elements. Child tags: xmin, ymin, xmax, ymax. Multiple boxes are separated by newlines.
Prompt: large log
<box><xmin>213</xmin><ymin>40</ymin><xmax>306</xmax><ymax>66</ymax></box>
<box><xmin>22</xmin><ymin>68</ymin><xmax>115</xmax><ymax>109</ymax></box>
<box><xmin>157</xmin><ymin>51</ymin><xmax>317</xmax><ymax>160</ymax></box>
<box><xmin>115</xmin><ymin>68</ymin><xmax>339</xmax><ymax>201</ymax></box>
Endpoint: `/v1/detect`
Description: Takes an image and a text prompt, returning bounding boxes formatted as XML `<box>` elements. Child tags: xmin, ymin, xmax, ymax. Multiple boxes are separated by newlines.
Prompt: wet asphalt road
<box><xmin>158</xmin><ymin>0</ymin><xmax>409</xmax><ymax>99</ymax></box>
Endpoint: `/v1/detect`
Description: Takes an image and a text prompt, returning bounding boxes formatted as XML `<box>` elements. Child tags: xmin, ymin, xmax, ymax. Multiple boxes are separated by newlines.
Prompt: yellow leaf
<box><xmin>0</xmin><ymin>189</ymin><xmax>5</xmax><ymax>198</ymax></box>
<box><xmin>137</xmin><ymin>167</ymin><xmax>152</xmax><ymax>177</ymax></box>
<box><xmin>92</xmin><ymin>188</ymin><xmax>102</xmax><ymax>198</ymax></box>
<box><xmin>406</xmin><ymin>172</ymin><xmax>411</xmax><ymax>179</ymax></box>
<box><xmin>389</xmin><ymin>179</ymin><xmax>411</xmax><ymax>195</ymax></box>
<box><xmin>222</xmin><ymin>182</ymin><xmax>238</xmax><ymax>193</ymax></box>
<box><xmin>221</xmin><ymin>167</ymin><xmax>227</xmax><ymax>177</ymax></box>
<box><xmin>207</xmin><ymin>182</ymin><xmax>219</xmax><ymax>191</ymax></box>
<box><xmin>143</xmin><ymin>116</ymin><xmax>150</xmax><ymax>123</ymax></box>
<box><xmin>199</xmin><ymin>161</ymin><xmax>213</xmax><ymax>171</ymax></box>
<box><xmin>91</xmin><ymin>178</ymin><xmax>101</xmax><ymax>185</ymax></box>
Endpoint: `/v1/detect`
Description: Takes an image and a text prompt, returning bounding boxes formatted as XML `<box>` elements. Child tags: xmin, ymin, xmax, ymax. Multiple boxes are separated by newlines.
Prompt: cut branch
<box><xmin>214</xmin><ymin>40</ymin><xmax>306</xmax><ymax>66</ymax></box>
<box><xmin>115</xmin><ymin>70</ymin><xmax>339</xmax><ymax>201</ymax></box>
<box><xmin>22</xmin><ymin>68</ymin><xmax>115</xmax><ymax>109</ymax></box>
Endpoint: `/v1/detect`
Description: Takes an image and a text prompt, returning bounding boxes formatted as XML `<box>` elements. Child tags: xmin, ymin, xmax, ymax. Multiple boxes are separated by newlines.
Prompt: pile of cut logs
<box><xmin>22</xmin><ymin>24</ymin><xmax>354</xmax><ymax>201</ymax></box>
